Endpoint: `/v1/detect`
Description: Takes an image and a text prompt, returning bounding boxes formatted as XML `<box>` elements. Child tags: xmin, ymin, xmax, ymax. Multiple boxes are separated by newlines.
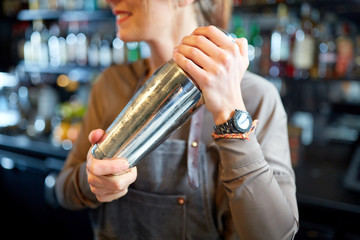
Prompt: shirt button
<box><xmin>177</xmin><ymin>197</ymin><xmax>185</xmax><ymax>205</ymax></box>
<box><xmin>191</xmin><ymin>141</ymin><xmax>198</xmax><ymax>148</ymax></box>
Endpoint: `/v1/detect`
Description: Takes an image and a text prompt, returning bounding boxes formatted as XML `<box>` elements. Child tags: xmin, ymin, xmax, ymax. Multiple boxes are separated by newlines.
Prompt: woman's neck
<box><xmin>146</xmin><ymin>40</ymin><xmax>173</xmax><ymax>78</ymax></box>
<box><xmin>146</xmin><ymin>5</ymin><xmax>198</xmax><ymax>79</ymax></box>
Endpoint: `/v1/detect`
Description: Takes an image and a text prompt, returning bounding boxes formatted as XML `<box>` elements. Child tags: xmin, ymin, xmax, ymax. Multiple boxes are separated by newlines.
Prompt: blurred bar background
<box><xmin>0</xmin><ymin>0</ymin><xmax>359</xmax><ymax>239</ymax></box>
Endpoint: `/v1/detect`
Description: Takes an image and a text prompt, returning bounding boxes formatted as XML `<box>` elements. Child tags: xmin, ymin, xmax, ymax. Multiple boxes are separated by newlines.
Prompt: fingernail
<box><xmin>88</xmin><ymin>131</ymin><xmax>94</xmax><ymax>142</ymax></box>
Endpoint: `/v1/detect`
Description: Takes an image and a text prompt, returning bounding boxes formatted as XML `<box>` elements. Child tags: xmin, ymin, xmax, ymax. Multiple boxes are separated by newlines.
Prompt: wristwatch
<box><xmin>214</xmin><ymin>109</ymin><xmax>252</xmax><ymax>134</ymax></box>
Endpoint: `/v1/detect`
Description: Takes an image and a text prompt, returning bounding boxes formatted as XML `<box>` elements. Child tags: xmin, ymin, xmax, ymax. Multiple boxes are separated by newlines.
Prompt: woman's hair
<box><xmin>194</xmin><ymin>0</ymin><xmax>233</xmax><ymax>30</ymax></box>
<box><xmin>143</xmin><ymin>0</ymin><xmax>233</xmax><ymax>30</ymax></box>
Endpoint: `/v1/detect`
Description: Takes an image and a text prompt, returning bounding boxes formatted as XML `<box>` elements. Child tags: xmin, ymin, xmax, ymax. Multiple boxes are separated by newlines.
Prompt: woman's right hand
<box><xmin>86</xmin><ymin>129</ymin><xmax>137</xmax><ymax>202</ymax></box>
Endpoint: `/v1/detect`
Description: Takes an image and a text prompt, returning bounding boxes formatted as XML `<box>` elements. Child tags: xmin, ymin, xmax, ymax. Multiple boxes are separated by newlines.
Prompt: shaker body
<box><xmin>91</xmin><ymin>59</ymin><xmax>202</xmax><ymax>167</ymax></box>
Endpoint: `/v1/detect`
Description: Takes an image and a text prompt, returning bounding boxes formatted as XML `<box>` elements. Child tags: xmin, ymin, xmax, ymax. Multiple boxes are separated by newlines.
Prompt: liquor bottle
<box><xmin>309</xmin><ymin>7</ymin><xmax>320</xmax><ymax>79</ymax></box>
<box><xmin>48</xmin><ymin>23</ymin><xmax>61</xmax><ymax>67</ymax></box>
<box><xmin>317</xmin><ymin>21</ymin><xmax>337</xmax><ymax>79</ymax></box>
<box><xmin>112</xmin><ymin>37</ymin><xmax>125</xmax><ymax>65</ymax></box>
<box><xmin>139</xmin><ymin>41</ymin><xmax>151</xmax><ymax>60</ymax></box>
<box><xmin>259</xmin><ymin>35</ymin><xmax>271</xmax><ymax>77</ymax></box>
<box><xmin>285</xmin><ymin>9</ymin><xmax>298</xmax><ymax>79</ymax></box>
<box><xmin>76</xmin><ymin>32</ymin><xmax>88</xmax><ymax>66</ymax></box>
<box><xmin>248</xmin><ymin>21</ymin><xmax>262</xmax><ymax>74</ymax></box>
<box><xmin>99</xmin><ymin>37</ymin><xmax>112</xmax><ymax>68</ymax></box>
<box><xmin>48</xmin><ymin>0</ymin><xmax>57</xmax><ymax>9</ymax></box>
<box><xmin>36</xmin><ymin>85</ymin><xmax>59</xmax><ymax>135</ymax></box>
<box><xmin>66</xmin><ymin>33</ymin><xmax>77</xmax><ymax>63</ymax></box>
<box><xmin>29</xmin><ymin>20</ymin><xmax>49</xmax><ymax>67</ymax></box>
<box><xmin>270</xmin><ymin>3</ymin><xmax>290</xmax><ymax>77</ymax></box>
<box><xmin>48</xmin><ymin>36</ymin><xmax>60</xmax><ymax>67</ymax></box>
<box><xmin>292</xmin><ymin>2</ymin><xmax>315</xmax><ymax>79</ymax></box>
<box><xmin>231</xmin><ymin>15</ymin><xmax>247</xmax><ymax>39</ymax></box>
<box><xmin>28</xmin><ymin>0</ymin><xmax>39</xmax><ymax>10</ymax></box>
<box><xmin>74</xmin><ymin>0</ymin><xmax>84</xmax><ymax>10</ymax></box>
<box><xmin>39</xmin><ymin>21</ymin><xmax>50</xmax><ymax>67</ymax></box>
<box><xmin>84</xmin><ymin>0</ymin><xmax>96</xmax><ymax>10</ymax></box>
<box><xmin>59</xmin><ymin>37</ymin><xmax>68</xmax><ymax>66</ymax></box>
<box><xmin>57</xmin><ymin>0</ymin><xmax>66</xmax><ymax>10</ymax></box>
<box><xmin>88</xmin><ymin>33</ymin><xmax>101</xmax><ymax>67</ymax></box>
<box><xmin>23</xmin><ymin>26</ymin><xmax>33</xmax><ymax>66</ymax></box>
<box><xmin>66</xmin><ymin>22</ymin><xmax>80</xmax><ymax>63</ymax></box>
<box><xmin>65</xmin><ymin>0</ymin><xmax>76</xmax><ymax>10</ymax></box>
<box><xmin>38</xmin><ymin>0</ymin><xmax>49</xmax><ymax>9</ymax></box>
<box><xmin>353</xmin><ymin>35</ymin><xmax>360</xmax><ymax>78</ymax></box>
<box><xmin>335</xmin><ymin>22</ymin><xmax>354</xmax><ymax>78</ymax></box>
<box><xmin>126</xmin><ymin>42</ymin><xmax>139</xmax><ymax>63</ymax></box>
<box><xmin>96</xmin><ymin>0</ymin><xmax>108</xmax><ymax>9</ymax></box>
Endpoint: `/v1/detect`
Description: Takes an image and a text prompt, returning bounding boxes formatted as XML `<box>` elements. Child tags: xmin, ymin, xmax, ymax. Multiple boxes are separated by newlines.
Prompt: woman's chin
<box><xmin>116</xmin><ymin>31</ymin><xmax>140</xmax><ymax>43</ymax></box>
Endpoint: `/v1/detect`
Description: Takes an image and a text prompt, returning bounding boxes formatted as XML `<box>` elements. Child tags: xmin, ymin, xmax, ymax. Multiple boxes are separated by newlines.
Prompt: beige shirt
<box><xmin>55</xmin><ymin>60</ymin><xmax>299</xmax><ymax>240</ymax></box>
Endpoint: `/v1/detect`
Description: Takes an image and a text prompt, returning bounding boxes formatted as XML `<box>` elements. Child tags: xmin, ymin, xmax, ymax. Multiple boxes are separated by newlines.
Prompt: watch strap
<box><xmin>214</xmin><ymin>120</ymin><xmax>236</xmax><ymax>134</ymax></box>
<box><xmin>212</xmin><ymin>120</ymin><xmax>258</xmax><ymax>140</ymax></box>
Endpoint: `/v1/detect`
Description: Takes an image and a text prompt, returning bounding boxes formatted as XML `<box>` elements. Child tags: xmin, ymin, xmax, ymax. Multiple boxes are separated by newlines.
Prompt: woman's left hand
<box><xmin>173</xmin><ymin>25</ymin><xmax>249</xmax><ymax>125</ymax></box>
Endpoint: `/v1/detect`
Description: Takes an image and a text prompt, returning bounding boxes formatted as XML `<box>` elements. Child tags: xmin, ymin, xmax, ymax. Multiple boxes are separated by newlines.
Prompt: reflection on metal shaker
<box><xmin>91</xmin><ymin>59</ymin><xmax>202</xmax><ymax>167</ymax></box>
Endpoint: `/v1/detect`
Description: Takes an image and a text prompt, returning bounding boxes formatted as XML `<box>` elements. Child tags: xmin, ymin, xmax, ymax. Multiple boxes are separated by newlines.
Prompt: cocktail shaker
<box><xmin>91</xmin><ymin>59</ymin><xmax>203</xmax><ymax>167</ymax></box>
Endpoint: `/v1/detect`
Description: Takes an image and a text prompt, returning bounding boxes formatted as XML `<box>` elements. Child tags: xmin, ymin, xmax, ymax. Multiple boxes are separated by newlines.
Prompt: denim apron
<box><xmin>89</xmin><ymin>107</ymin><xmax>222</xmax><ymax>240</ymax></box>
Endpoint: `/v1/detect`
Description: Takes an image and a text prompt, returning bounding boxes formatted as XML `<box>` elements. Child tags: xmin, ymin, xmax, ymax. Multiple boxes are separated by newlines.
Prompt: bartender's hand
<box><xmin>173</xmin><ymin>25</ymin><xmax>249</xmax><ymax>125</ymax></box>
<box><xmin>86</xmin><ymin>129</ymin><xmax>137</xmax><ymax>202</ymax></box>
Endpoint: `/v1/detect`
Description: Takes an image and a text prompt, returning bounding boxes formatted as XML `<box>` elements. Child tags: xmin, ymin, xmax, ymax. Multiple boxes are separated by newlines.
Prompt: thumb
<box><xmin>88</xmin><ymin>129</ymin><xmax>106</xmax><ymax>145</ymax></box>
<box><xmin>235</xmin><ymin>37</ymin><xmax>248</xmax><ymax>58</ymax></box>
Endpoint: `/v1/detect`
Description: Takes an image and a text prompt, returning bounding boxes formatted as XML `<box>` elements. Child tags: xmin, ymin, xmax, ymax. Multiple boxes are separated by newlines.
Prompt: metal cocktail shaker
<box><xmin>91</xmin><ymin>59</ymin><xmax>203</xmax><ymax>167</ymax></box>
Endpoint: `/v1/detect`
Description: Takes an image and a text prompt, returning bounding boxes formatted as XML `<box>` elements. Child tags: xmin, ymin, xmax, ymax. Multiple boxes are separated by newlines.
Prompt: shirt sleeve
<box><xmin>215</xmin><ymin>78</ymin><xmax>299</xmax><ymax>239</ymax></box>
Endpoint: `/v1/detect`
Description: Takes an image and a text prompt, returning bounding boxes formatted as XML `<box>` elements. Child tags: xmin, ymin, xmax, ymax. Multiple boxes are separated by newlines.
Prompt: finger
<box><xmin>173</xmin><ymin>49</ymin><xmax>207</xmax><ymax>87</ymax></box>
<box><xmin>87</xmin><ymin>158</ymin><xmax>130</xmax><ymax>176</ymax></box>
<box><xmin>174</xmin><ymin>44</ymin><xmax>213</xmax><ymax>71</ymax></box>
<box><xmin>235</xmin><ymin>37</ymin><xmax>248</xmax><ymax>58</ymax></box>
<box><xmin>122</xmin><ymin>166</ymin><xmax>137</xmax><ymax>187</ymax></box>
<box><xmin>192</xmin><ymin>25</ymin><xmax>234</xmax><ymax>48</ymax></box>
<box><xmin>108</xmin><ymin>166</ymin><xmax>137</xmax><ymax>191</ymax></box>
<box><xmin>88</xmin><ymin>129</ymin><xmax>106</xmax><ymax>145</ymax></box>
<box><xmin>104</xmin><ymin>166</ymin><xmax>137</xmax><ymax>190</ymax></box>
<box><xmin>90</xmin><ymin>167</ymin><xmax>136</xmax><ymax>193</ymax></box>
<box><xmin>89</xmin><ymin>176</ymin><xmax>126</xmax><ymax>195</ymax></box>
<box><xmin>87</xmin><ymin>172</ymin><xmax>107</xmax><ymax>190</ymax></box>
<box><xmin>88</xmin><ymin>174</ymin><xmax>126</xmax><ymax>194</ymax></box>
<box><xmin>180</xmin><ymin>35</ymin><xmax>219</xmax><ymax>58</ymax></box>
<box><xmin>96</xmin><ymin>188</ymin><xmax>129</xmax><ymax>202</ymax></box>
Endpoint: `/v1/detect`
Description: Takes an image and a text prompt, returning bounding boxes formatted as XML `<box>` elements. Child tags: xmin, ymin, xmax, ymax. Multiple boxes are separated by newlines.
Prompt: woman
<box><xmin>55</xmin><ymin>0</ymin><xmax>299</xmax><ymax>239</ymax></box>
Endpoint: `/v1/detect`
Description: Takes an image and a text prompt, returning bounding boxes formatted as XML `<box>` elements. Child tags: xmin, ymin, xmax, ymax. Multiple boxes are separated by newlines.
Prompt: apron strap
<box><xmin>187</xmin><ymin>106</ymin><xmax>205</xmax><ymax>189</ymax></box>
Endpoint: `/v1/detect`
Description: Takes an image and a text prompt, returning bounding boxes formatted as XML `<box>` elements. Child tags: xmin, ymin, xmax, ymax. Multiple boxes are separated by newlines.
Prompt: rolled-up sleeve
<box><xmin>215</xmin><ymin>73</ymin><xmax>299</xmax><ymax>239</ymax></box>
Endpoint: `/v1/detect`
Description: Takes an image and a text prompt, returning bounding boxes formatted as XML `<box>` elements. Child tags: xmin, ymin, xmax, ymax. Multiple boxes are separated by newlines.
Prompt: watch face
<box><xmin>233</xmin><ymin>111</ymin><xmax>252</xmax><ymax>132</ymax></box>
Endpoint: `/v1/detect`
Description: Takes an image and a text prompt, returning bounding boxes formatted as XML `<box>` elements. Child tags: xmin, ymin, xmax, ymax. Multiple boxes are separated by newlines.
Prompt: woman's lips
<box><xmin>114</xmin><ymin>11</ymin><xmax>132</xmax><ymax>25</ymax></box>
